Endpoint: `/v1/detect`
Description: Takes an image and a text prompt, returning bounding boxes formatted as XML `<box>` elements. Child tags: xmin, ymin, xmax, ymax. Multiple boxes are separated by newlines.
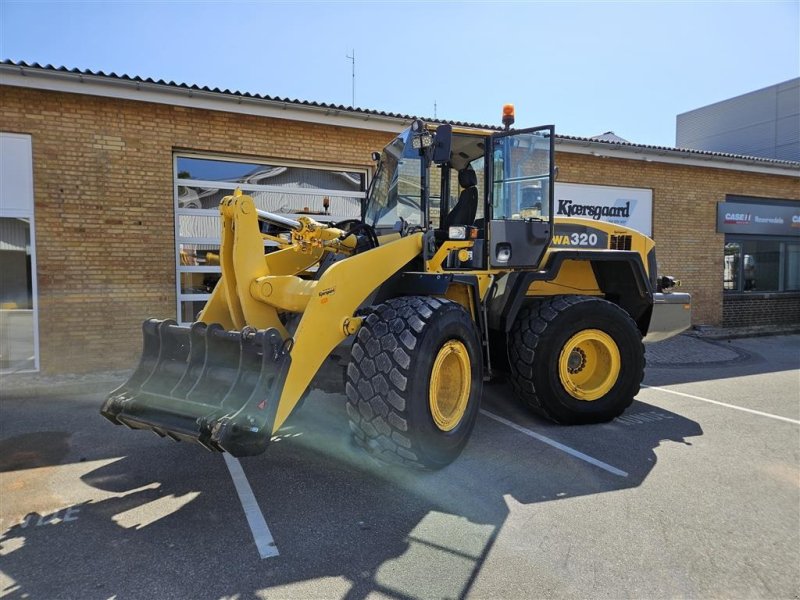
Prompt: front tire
<box><xmin>346</xmin><ymin>296</ymin><xmax>483</xmax><ymax>469</ymax></box>
<box><xmin>509</xmin><ymin>296</ymin><xmax>644</xmax><ymax>424</ymax></box>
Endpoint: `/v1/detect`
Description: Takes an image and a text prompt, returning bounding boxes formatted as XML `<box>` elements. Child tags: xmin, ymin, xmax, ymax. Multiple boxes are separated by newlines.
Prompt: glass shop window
<box><xmin>724</xmin><ymin>237</ymin><xmax>800</xmax><ymax>293</ymax></box>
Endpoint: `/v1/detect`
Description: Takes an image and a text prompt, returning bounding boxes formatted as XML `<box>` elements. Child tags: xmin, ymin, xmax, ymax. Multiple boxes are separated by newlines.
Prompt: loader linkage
<box><xmin>101</xmin><ymin>318</ymin><xmax>291</xmax><ymax>456</ymax></box>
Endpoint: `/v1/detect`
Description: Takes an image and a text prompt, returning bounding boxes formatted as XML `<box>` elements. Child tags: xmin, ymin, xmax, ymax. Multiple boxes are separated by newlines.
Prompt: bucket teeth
<box><xmin>101</xmin><ymin>319</ymin><xmax>291</xmax><ymax>457</ymax></box>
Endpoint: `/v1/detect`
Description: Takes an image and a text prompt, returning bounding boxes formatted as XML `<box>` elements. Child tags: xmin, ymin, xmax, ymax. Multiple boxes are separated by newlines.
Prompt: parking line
<box><xmin>480</xmin><ymin>409</ymin><xmax>629</xmax><ymax>477</ymax></box>
<box><xmin>223</xmin><ymin>453</ymin><xmax>280</xmax><ymax>559</ymax></box>
<box><xmin>642</xmin><ymin>385</ymin><xmax>800</xmax><ymax>425</ymax></box>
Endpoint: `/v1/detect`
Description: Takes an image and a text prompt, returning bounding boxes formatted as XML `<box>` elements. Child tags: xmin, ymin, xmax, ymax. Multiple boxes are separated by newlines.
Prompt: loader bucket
<box><xmin>101</xmin><ymin>319</ymin><xmax>291</xmax><ymax>457</ymax></box>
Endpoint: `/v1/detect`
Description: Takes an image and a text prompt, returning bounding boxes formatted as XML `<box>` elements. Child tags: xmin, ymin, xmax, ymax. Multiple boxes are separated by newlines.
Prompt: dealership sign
<box><xmin>716</xmin><ymin>202</ymin><xmax>800</xmax><ymax>236</ymax></box>
<box><xmin>554</xmin><ymin>183</ymin><xmax>652</xmax><ymax>236</ymax></box>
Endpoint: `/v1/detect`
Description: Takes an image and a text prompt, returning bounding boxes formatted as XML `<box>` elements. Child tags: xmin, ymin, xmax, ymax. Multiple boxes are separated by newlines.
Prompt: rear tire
<box><xmin>508</xmin><ymin>295</ymin><xmax>644</xmax><ymax>424</ymax></box>
<box><xmin>346</xmin><ymin>296</ymin><xmax>483</xmax><ymax>470</ymax></box>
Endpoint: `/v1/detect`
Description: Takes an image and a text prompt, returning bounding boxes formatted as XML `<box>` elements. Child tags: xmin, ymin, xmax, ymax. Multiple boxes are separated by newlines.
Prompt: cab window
<box><xmin>492</xmin><ymin>131</ymin><xmax>551</xmax><ymax>221</ymax></box>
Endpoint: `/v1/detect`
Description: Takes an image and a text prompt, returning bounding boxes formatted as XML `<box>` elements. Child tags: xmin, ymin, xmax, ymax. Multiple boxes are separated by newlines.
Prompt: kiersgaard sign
<box><xmin>717</xmin><ymin>201</ymin><xmax>800</xmax><ymax>236</ymax></box>
<box><xmin>554</xmin><ymin>183</ymin><xmax>653</xmax><ymax>236</ymax></box>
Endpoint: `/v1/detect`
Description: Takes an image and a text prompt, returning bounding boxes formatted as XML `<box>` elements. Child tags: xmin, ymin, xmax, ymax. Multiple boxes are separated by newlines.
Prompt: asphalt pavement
<box><xmin>0</xmin><ymin>334</ymin><xmax>798</xmax><ymax>599</ymax></box>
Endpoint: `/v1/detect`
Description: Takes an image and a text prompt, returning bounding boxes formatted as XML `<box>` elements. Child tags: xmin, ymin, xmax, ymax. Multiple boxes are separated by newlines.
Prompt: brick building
<box><xmin>1</xmin><ymin>61</ymin><xmax>798</xmax><ymax>374</ymax></box>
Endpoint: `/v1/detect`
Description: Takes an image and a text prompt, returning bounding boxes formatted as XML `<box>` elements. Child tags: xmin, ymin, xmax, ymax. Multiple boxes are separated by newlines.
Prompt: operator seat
<box><xmin>444</xmin><ymin>167</ymin><xmax>479</xmax><ymax>228</ymax></box>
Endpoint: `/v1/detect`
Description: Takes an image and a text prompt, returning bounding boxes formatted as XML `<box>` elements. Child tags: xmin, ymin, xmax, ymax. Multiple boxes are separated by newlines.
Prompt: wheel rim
<box><xmin>429</xmin><ymin>340</ymin><xmax>471</xmax><ymax>431</ymax></box>
<box><xmin>558</xmin><ymin>329</ymin><xmax>621</xmax><ymax>401</ymax></box>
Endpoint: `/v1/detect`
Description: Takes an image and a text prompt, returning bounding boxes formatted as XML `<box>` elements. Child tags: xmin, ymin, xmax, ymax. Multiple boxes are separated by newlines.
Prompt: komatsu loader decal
<box><xmin>551</xmin><ymin>223</ymin><xmax>608</xmax><ymax>248</ymax></box>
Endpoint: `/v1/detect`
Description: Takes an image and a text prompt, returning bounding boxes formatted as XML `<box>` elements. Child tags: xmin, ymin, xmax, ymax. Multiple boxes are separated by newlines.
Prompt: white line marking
<box><xmin>223</xmin><ymin>453</ymin><xmax>279</xmax><ymax>559</ymax></box>
<box><xmin>480</xmin><ymin>409</ymin><xmax>629</xmax><ymax>477</ymax></box>
<box><xmin>642</xmin><ymin>385</ymin><xmax>800</xmax><ymax>425</ymax></box>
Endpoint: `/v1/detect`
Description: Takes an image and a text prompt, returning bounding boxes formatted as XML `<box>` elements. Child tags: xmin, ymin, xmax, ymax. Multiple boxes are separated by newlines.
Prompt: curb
<box><xmin>1</xmin><ymin>379</ymin><xmax>125</xmax><ymax>400</ymax></box>
<box><xmin>688</xmin><ymin>325</ymin><xmax>800</xmax><ymax>341</ymax></box>
<box><xmin>0</xmin><ymin>374</ymin><xmax>127</xmax><ymax>401</ymax></box>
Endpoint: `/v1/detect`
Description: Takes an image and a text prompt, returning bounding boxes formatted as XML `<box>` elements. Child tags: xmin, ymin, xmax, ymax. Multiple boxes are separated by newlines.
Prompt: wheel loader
<box><xmin>101</xmin><ymin>107</ymin><xmax>691</xmax><ymax>469</ymax></box>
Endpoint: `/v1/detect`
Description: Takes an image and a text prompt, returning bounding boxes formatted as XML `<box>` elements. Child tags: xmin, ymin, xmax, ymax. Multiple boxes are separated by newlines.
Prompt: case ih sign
<box><xmin>716</xmin><ymin>201</ymin><xmax>800</xmax><ymax>236</ymax></box>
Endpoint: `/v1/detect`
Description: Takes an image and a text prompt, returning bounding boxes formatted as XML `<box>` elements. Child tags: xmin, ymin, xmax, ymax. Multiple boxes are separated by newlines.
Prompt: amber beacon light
<box><xmin>502</xmin><ymin>104</ymin><xmax>515</xmax><ymax>130</ymax></box>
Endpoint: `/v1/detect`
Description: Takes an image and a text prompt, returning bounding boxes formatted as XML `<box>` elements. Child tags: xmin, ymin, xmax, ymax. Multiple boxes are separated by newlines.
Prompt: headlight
<box><xmin>448</xmin><ymin>226</ymin><xmax>467</xmax><ymax>240</ymax></box>
<box><xmin>411</xmin><ymin>132</ymin><xmax>433</xmax><ymax>149</ymax></box>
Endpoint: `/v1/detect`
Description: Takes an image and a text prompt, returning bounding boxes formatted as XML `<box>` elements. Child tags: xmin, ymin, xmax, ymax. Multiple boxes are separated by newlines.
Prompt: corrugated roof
<box><xmin>2</xmin><ymin>59</ymin><xmax>799</xmax><ymax>169</ymax></box>
<box><xmin>557</xmin><ymin>131</ymin><xmax>799</xmax><ymax>167</ymax></box>
<box><xmin>0</xmin><ymin>59</ymin><xmax>495</xmax><ymax>130</ymax></box>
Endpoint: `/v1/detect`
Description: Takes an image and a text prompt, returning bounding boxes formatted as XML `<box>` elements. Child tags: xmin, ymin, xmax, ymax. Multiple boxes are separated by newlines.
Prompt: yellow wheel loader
<box><xmin>102</xmin><ymin>109</ymin><xmax>691</xmax><ymax>469</ymax></box>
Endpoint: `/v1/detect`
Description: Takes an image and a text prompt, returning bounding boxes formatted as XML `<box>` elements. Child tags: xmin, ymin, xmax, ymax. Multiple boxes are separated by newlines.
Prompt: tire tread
<box><xmin>508</xmin><ymin>295</ymin><xmax>645</xmax><ymax>423</ymax></box>
<box><xmin>346</xmin><ymin>296</ymin><xmax>455</xmax><ymax>469</ymax></box>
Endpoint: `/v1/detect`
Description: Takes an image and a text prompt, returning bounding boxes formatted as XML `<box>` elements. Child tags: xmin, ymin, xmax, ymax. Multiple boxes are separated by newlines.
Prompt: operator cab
<box><xmin>363</xmin><ymin>111</ymin><xmax>554</xmax><ymax>271</ymax></box>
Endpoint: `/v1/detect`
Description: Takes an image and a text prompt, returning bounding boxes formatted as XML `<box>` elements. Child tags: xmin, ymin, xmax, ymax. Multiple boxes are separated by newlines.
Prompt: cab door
<box><xmin>488</xmin><ymin>126</ymin><xmax>554</xmax><ymax>268</ymax></box>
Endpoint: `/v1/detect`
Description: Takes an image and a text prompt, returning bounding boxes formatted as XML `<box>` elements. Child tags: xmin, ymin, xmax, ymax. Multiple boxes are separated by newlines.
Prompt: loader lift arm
<box><xmin>102</xmin><ymin>191</ymin><xmax>423</xmax><ymax>456</ymax></box>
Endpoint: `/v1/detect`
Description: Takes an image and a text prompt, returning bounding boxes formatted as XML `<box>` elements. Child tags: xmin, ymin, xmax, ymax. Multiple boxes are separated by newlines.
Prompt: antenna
<box><xmin>434</xmin><ymin>100</ymin><xmax>437</xmax><ymax>120</ymax></box>
<box><xmin>346</xmin><ymin>49</ymin><xmax>355</xmax><ymax>106</ymax></box>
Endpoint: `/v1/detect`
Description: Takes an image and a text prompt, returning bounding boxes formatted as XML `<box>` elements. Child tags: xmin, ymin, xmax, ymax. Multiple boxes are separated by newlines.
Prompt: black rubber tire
<box><xmin>346</xmin><ymin>296</ymin><xmax>483</xmax><ymax>470</ymax></box>
<box><xmin>508</xmin><ymin>295</ymin><xmax>644</xmax><ymax>424</ymax></box>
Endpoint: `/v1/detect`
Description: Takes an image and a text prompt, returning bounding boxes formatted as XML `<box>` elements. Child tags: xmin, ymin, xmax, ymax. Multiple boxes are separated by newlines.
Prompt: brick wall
<box><xmin>1</xmin><ymin>84</ymin><xmax>798</xmax><ymax>373</ymax></box>
<box><xmin>553</xmin><ymin>152</ymin><xmax>799</xmax><ymax>326</ymax></box>
<box><xmin>723</xmin><ymin>293</ymin><xmax>800</xmax><ymax>327</ymax></box>
<box><xmin>0</xmin><ymin>86</ymin><xmax>396</xmax><ymax>373</ymax></box>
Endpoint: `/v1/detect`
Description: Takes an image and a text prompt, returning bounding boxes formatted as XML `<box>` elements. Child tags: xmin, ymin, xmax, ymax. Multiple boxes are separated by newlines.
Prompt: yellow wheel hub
<box><xmin>429</xmin><ymin>340</ymin><xmax>471</xmax><ymax>431</ymax></box>
<box><xmin>558</xmin><ymin>329</ymin><xmax>621</xmax><ymax>401</ymax></box>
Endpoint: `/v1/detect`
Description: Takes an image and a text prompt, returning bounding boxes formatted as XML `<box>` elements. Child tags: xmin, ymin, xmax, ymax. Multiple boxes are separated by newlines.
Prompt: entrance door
<box><xmin>488</xmin><ymin>126</ymin><xmax>554</xmax><ymax>268</ymax></box>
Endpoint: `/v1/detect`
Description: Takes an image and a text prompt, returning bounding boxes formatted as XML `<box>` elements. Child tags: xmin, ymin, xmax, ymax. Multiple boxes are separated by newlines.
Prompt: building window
<box><xmin>724</xmin><ymin>236</ymin><xmax>800</xmax><ymax>293</ymax></box>
<box><xmin>174</xmin><ymin>153</ymin><xmax>368</xmax><ymax>324</ymax></box>
<box><xmin>786</xmin><ymin>243</ymin><xmax>800</xmax><ymax>290</ymax></box>
<box><xmin>0</xmin><ymin>133</ymin><xmax>39</xmax><ymax>373</ymax></box>
<box><xmin>723</xmin><ymin>242</ymin><xmax>741</xmax><ymax>290</ymax></box>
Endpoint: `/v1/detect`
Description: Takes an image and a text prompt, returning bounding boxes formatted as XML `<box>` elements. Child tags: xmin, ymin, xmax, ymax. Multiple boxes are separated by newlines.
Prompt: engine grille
<box><xmin>610</xmin><ymin>235</ymin><xmax>632</xmax><ymax>251</ymax></box>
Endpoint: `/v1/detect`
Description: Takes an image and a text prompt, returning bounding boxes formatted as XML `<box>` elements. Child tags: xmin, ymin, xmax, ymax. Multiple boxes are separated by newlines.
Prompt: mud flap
<box><xmin>101</xmin><ymin>319</ymin><xmax>291</xmax><ymax>457</ymax></box>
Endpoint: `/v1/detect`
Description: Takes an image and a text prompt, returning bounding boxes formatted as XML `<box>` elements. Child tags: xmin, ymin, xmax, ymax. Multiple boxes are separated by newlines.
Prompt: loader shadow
<box><xmin>0</xmin><ymin>390</ymin><xmax>702</xmax><ymax>600</ymax></box>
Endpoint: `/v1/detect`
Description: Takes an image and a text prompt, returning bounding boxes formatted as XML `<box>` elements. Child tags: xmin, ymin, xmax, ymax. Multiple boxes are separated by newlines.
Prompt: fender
<box><xmin>488</xmin><ymin>250</ymin><xmax>654</xmax><ymax>334</ymax></box>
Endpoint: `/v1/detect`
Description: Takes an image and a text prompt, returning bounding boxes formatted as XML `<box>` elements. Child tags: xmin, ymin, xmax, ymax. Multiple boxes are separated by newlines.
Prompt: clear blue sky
<box><xmin>1</xmin><ymin>1</ymin><xmax>797</xmax><ymax>146</ymax></box>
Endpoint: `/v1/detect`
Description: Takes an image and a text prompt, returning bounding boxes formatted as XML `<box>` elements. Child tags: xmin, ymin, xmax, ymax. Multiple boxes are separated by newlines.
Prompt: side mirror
<box><xmin>432</xmin><ymin>124</ymin><xmax>452</xmax><ymax>164</ymax></box>
<box><xmin>554</xmin><ymin>165</ymin><xmax>559</xmax><ymax>181</ymax></box>
<box><xmin>371</xmin><ymin>151</ymin><xmax>381</xmax><ymax>162</ymax></box>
